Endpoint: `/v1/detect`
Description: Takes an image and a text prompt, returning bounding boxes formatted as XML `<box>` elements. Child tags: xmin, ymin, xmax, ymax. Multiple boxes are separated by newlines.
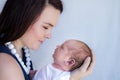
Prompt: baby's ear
<box><xmin>66</xmin><ymin>58</ymin><xmax>75</xmax><ymax>66</ymax></box>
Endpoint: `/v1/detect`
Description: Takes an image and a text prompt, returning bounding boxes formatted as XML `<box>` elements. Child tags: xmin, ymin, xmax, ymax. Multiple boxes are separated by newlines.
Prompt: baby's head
<box><xmin>53</xmin><ymin>39</ymin><xmax>92</xmax><ymax>71</ymax></box>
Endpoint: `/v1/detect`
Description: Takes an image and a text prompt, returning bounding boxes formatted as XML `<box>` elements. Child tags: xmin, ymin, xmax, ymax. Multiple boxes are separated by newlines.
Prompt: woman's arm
<box><xmin>0</xmin><ymin>53</ymin><xmax>25</xmax><ymax>80</ymax></box>
<box><xmin>70</xmin><ymin>52</ymin><xmax>95</xmax><ymax>80</ymax></box>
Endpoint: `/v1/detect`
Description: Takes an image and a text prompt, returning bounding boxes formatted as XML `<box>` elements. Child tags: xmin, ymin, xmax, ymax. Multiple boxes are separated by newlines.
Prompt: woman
<box><xmin>0</xmin><ymin>0</ymin><xmax>95</xmax><ymax>80</ymax></box>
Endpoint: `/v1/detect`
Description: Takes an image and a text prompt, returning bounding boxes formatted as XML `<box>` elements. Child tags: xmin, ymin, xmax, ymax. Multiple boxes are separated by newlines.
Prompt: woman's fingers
<box><xmin>79</xmin><ymin>51</ymin><xmax>96</xmax><ymax>74</ymax></box>
<box><xmin>79</xmin><ymin>57</ymin><xmax>91</xmax><ymax>72</ymax></box>
<box><xmin>87</xmin><ymin>52</ymin><xmax>96</xmax><ymax>73</ymax></box>
<box><xmin>29</xmin><ymin>70</ymin><xmax>37</xmax><ymax>80</ymax></box>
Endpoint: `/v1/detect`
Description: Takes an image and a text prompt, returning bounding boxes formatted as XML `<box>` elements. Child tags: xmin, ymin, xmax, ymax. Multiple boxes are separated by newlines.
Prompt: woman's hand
<box><xmin>29</xmin><ymin>70</ymin><xmax>37</xmax><ymax>80</ymax></box>
<box><xmin>70</xmin><ymin>52</ymin><xmax>95</xmax><ymax>80</ymax></box>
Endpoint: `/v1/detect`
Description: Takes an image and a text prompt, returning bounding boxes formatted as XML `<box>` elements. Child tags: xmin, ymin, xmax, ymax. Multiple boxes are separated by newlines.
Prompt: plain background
<box><xmin>0</xmin><ymin>0</ymin><xmax>120</xmax><ymax>80</ymax></box>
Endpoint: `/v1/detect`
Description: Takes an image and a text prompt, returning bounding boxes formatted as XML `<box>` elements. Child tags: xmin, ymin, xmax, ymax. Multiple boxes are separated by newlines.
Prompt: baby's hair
<box><xmin>69</xmin><ymin>40</ymin><xmax>92</xmax><ymax>71</ymax></box>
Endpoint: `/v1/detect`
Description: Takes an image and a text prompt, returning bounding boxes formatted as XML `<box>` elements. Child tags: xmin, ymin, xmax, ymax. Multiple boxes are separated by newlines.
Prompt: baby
<box><xmin>33</xmin><ymin>39</ymin><xmax>92</xmax><ymax>80</ymax></box>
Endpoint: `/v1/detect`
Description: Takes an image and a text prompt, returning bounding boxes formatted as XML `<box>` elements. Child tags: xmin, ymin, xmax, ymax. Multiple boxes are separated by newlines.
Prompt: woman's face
<box><xmin>20</xmin><ymin>5</ymin><xmax>61</xmax><ymax>50</ymax></box>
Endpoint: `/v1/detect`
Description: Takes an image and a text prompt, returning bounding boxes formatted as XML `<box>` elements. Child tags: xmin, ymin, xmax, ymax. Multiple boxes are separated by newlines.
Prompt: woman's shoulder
<box><xmin>0</xmin><ymin>52</ymin><xmax>19</xmax><ymax>68</ymax></box>
<box><xmin>0</xmin><ymin>53</ymin><xmax>24</xmax><ymax>80</ymax></box>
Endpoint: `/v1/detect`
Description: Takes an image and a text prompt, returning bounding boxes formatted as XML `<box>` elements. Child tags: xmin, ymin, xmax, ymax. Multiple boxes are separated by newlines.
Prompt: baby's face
<box><xmin>52</xmin><ymin>40</ymin><xmax>79</xmax><ymax>70</ymax></box>
<box><xmin>53</xmin><ymin>41</ymin><xmax>70</xmax><ymax>64</ymax></box>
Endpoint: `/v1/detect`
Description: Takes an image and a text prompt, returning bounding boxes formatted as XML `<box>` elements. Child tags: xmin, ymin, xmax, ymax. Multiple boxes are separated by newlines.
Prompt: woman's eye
<box><xmin>43</xmin><ymin>26</ymin><xmax>48</xmax><ymax>29</ymax></box>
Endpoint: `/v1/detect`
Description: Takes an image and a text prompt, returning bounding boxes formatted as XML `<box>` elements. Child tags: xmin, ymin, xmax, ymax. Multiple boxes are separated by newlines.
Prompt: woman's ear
<box><xmin>66</xmin><ymin>58</ymin><xmax>75</xmax><ymax>66</ymax></box>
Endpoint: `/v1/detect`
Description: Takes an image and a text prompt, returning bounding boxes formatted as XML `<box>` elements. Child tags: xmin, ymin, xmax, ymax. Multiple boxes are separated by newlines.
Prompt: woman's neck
<box><xmin>12</xmin><ymin>40</ymin><xmax>24</xmax><ymax>58</ymax></box>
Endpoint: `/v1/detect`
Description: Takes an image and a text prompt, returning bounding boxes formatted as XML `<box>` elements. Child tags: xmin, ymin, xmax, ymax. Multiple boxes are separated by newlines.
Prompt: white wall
<box><xmin>1</xmin><ymin>0</ymin><xmax>120</xmax><ymax>80</ymax></box>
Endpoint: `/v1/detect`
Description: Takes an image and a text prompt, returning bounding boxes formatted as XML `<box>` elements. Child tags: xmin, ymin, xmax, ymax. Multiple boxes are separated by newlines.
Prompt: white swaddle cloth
<box><xmin>33</xmin><ymin>64</ymin><xmax>70</xmax><ymax>80</ymax></box>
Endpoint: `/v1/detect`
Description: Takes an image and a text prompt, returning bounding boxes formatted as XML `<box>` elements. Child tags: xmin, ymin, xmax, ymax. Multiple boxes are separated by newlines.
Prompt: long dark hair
<box><xmin>0</xmin><ymin>0</ymin><xmax>63</xmax><ymax>44</ymax></box>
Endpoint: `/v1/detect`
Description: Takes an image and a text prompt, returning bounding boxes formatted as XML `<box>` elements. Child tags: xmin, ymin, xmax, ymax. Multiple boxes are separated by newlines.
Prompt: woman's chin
<box><xmin>31</xmin><ymin>45</ymin><xmax>41</xmax><ymax>50</ymax></box>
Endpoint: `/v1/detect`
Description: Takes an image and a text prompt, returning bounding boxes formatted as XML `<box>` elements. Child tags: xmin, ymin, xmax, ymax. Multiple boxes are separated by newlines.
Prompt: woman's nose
<box><xmin>46</xmin><ymin>32</ymin><xmax>52</xmax><ymax>39</ymax></box>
